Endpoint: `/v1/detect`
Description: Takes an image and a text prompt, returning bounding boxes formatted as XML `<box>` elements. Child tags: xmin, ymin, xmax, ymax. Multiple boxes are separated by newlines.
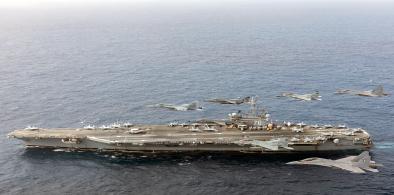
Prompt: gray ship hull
<box><xmin>9</xmin><ymin>124</ymin><xmax>372</xmax><ymax>154</ymax></box>
<box><xmin>21</xmin><ymin>138</ymin><xmax>369</xmax><ymax>153</ymax></box>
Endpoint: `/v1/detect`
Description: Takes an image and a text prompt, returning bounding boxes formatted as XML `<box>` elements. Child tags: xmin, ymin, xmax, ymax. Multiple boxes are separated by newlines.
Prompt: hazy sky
<box><xmin>1</xmin><ymin>0</ymin><xmax>393</xmax><ymax>8</ymax></box>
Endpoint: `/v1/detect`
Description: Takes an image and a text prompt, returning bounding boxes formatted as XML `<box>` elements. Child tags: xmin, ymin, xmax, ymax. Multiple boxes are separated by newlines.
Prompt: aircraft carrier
<box><xmin>8</xmin><ymin>102</ymin><xmax>373</xmax><ymax>154</ymax></box>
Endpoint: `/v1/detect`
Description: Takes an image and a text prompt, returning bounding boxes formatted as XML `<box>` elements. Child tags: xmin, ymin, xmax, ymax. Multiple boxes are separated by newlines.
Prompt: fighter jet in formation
<box><xmin>147</xmin><ymin>101</ymin><xmax>202</xmax><ymax>111</ymax></box>
<box><xmin>335</xmin><ymin>85</ymin><xmax>389</xmax><ymax>97</ymax></box>
<box><xmin>205</xmin><ymin>96</ymin><xmax>251</xmax><ymax>105</ymax></box>
<box><xmin>279</xmin><ymin>91</ymin><xmax>322</xmax><ymax>101</ymax></box>
<box><xmin>287</xmin><ymin>151</ymin><xmax>382</xmax><ymax>173</ymax></box>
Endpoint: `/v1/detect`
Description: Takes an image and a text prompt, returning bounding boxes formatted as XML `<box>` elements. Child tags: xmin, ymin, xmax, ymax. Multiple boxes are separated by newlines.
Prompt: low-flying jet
<box><xmin>205</xmin><ymin>96</ymin><xmax>251</xmax><ymax>105</ymax></box>
<box><xmin>147</xmin><ymin>101</ymin><xmax>203</xmax><ymax>111</ymax></box>
<box><xmin>279</xmin><ymin>91</ymin><xmax>322</xmax><ymax>101</ymax></box>
<box><xmin>335</xmin><ymin>85</ymin><xmax>389</xmax><ymax>97</ymax></box>
<box><xmin>287</xmin><ymin>151</ymin><xmax>382</xmax><ymax>174</ymax></box>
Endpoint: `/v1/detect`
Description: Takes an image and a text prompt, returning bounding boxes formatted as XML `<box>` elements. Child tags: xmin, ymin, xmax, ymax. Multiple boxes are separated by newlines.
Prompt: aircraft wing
<box><xmin>288</xmin><ymin>160</ymin><xmax>365</xmax><ymax>173</ymax></box>
<box><xmin>220</xmin><ymin>100</ymin><xmax>237</xmax><ymax>104</ymax></box>
<box><xmin>281</xmin><ymin>93</ymin><xmax>313</xmax><ymax>101</ymax></box>
<box><xmin>286</xmin><ymin>158</ymin><xmax>334</xmax><ymax>167</ymax></box>
<box><xmin>335</xmin><ymin>156</ymin><xmax>355</xmax><ymax>163</ymax></box>
<box><xmin>335</xmin><ymin>89</ymin><xmax>351</xmax><ymax>94</ymax></box>
<box><xmin>227</xmin><ymin>100</ymin><xmax>239</xmax><ymax>104</ymax></box>
<box><xmin>287</xmin><ymin>158</ymin><xmax>365</xmax><ymax>173</ymax></box>
<box><xmin>291</xmin><ymin>95</ymin><xmax>312</xmax><ymax>101</ymax></box>
<box><xmin>206</xmin><ymin>99</ymin><xmax>227</xmax><ymax>103</ymax></box>
<box><xmin>148</xmin><ymin>103</ymin><xmax>188</xmax><ymax>111</ymax></box>
<box><xmin>207</xmin><ymin>97</ymin><xmax>252</xmax><ymax>104</ymax></box>
<box><xmin>154</xmin><ymin>104</ymin><xmax>184</xmax><ymax>111</ymax></box>
<box><xmin>332</xmin><ymin>163</ymin><xmax>366</xmax><ymax>173</ymax></box>
<box><xmin>174</xmin><ymin>104</ymin><xmax>189</xmax><ymax>111</ymax></box>
<box><xmin>159</xmin><ymin>104</ymin><xmax>178</xmax><ymax>110</ymax></box>
<box><xmin>336</xmin><ymin>89</ymin><xmax>359</xmax><ymax>95</ymax></box>
<box><xmin>356</xmin><ymin>91</ymin><xmax>375</xmax><ymax>97</ymax></box>
<box><xmin>206</xmin><ymin>99</ymin><xmax>240</xmax><ymax>104</ymax></box>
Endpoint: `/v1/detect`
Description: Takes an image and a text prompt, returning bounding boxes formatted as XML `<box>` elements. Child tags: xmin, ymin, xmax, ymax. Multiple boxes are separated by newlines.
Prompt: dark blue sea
<box><xmin>1</xmin><ymin>1</ymin><xmax>394</xmax><ymax>194</ymax></box>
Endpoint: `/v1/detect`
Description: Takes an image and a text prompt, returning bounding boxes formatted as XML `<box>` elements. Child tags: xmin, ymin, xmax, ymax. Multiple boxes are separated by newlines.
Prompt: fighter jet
<box><xmin>205</xmin><ymin>96</ymin><xmax>251</xmax><ymax>105</ymax></box>
<box><xmin>279</xmin><ymin>91</ymin><xmax>322</xmax><ymax>101</ymax></box>
<box><xmin>335</xmin><ymin>85</ymin><xmax>389</xmax><ymax>97</ymax></box>
<box><xmin>147</xmin><ymin>101</ymin><xmax>202</xmax><ymax>111</ymax></box>
<box><xmin>287</xmin><ymin>151</ymin><xmax>382</xmax><ymax>174</ymax></box>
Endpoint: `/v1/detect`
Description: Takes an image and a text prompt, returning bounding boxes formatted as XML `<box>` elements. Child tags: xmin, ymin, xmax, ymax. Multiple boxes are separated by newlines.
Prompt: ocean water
<box><xmin>1</xmin><ymin>2</ymin><xmax>394</xmax><ymax>194</ymax></box>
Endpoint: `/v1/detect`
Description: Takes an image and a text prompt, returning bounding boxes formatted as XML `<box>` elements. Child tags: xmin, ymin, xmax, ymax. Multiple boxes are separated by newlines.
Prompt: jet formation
<box><xmin>287</xmin><ymin>151</ymin><xmax>382</xmax><ymax>173</ymax></box>
<box><xmin>148</xmin><ymin>85</ymin><xmax>389</xmax><ymax>111</ymax></box>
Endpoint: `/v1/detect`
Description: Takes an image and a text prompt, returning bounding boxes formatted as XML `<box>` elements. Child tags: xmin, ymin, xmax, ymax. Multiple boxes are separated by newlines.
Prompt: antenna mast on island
<box><xmin>249</xmin><ymin>96</ymin><xmax>258</xmax><ymax>116</ymax></box>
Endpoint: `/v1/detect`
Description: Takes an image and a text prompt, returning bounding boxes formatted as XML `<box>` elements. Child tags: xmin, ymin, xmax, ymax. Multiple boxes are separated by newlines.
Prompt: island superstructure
<box><xmin>8</xmin><ymin>101</ymin><xmax>372</xmax><ymax>153</ymax></box>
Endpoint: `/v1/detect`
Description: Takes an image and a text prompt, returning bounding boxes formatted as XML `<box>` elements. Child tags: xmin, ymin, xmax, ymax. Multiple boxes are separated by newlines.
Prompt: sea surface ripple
<box><xmin>0</xmin><ymin>2</ymin><xmax>394</xmax><ymax>194</ymax></box>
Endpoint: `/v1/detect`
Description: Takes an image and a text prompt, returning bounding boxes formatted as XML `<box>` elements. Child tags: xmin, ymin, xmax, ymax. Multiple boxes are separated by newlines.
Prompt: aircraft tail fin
<box><xmin>351</xmin><ymin>151</ymin><xmax>370</xmax><ymax>162</ymax></box>
<box><xmin>187</xmin><ymin>101</ymin><xmax>199</xmax><ymax>110</ymax></box>
<box><xmin>352</xmin><ymin>151</ymin><xmax>379</xmax><ymax>172</ymax></box>
<box><xmin>372</xmin><ymin>85</ymin><xmax>385</xmax><ymax>96</ymax></box>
